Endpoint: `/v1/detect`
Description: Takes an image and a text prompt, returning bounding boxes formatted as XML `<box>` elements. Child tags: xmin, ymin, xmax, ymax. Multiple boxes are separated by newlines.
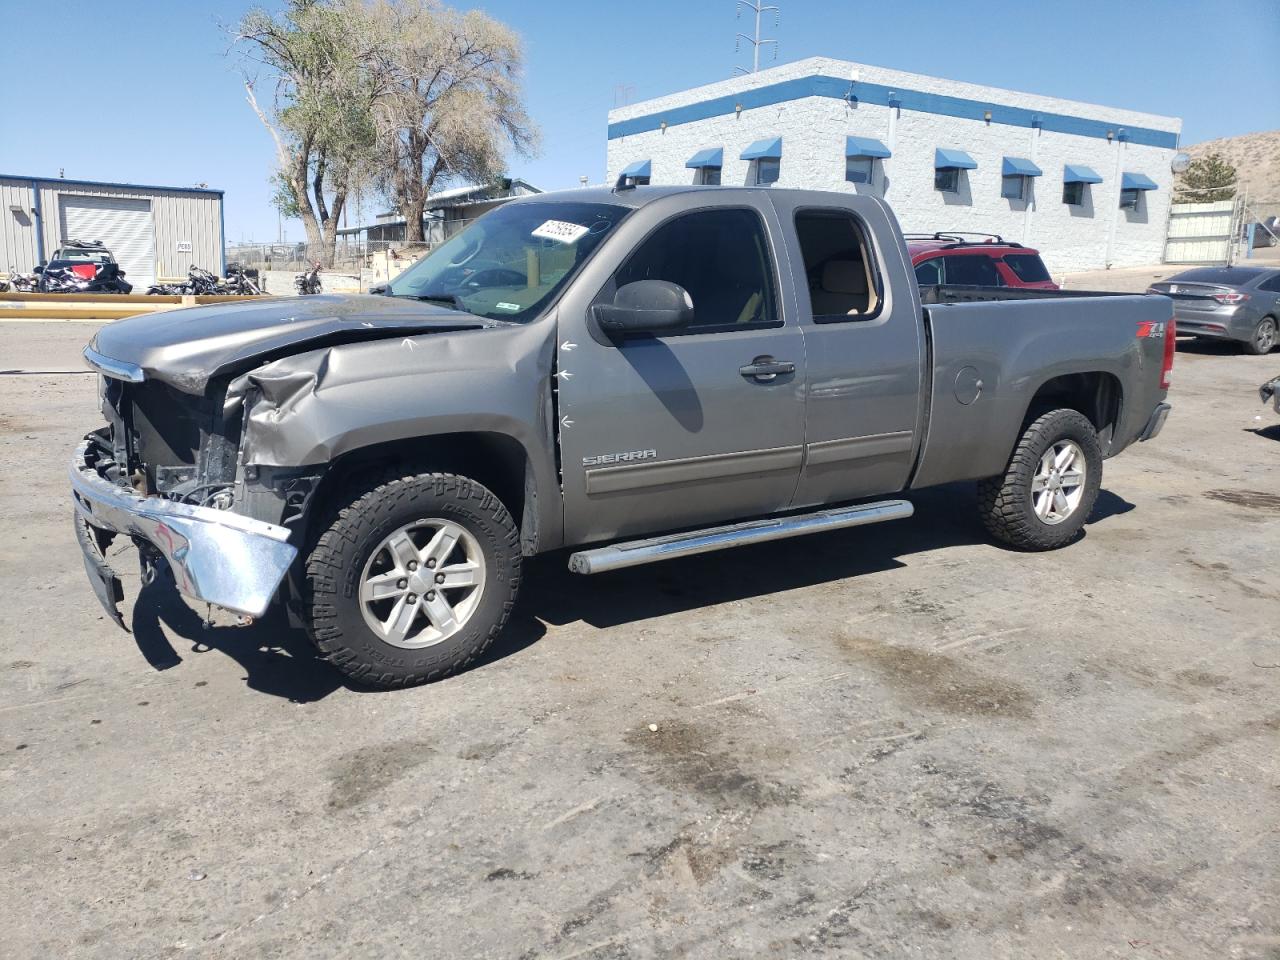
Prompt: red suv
<box><xmin>906</xmin><ymin>233</ymin><xmax>1058</xmax><ymax>290</ymax></box>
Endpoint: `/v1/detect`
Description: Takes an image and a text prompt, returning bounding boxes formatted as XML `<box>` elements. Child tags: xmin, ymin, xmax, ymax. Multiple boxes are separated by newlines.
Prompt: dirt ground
<box><xmin>0</xmin><ymin>322</ymin><xmax>1277</xmax><ymax>959</ymax></box>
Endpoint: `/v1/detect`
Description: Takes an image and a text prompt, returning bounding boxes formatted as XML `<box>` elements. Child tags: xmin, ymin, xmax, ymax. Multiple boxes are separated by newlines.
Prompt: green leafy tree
<box><xmin>1175</xmin><ymin>152</ymin><xmax>1238</xmax><ymax>203</ymax></box>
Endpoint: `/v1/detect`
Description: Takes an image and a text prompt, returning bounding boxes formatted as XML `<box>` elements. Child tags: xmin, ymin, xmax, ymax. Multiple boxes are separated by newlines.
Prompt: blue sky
<box><xmin>1</xmin><ymin>0</ymin><xmax>1276</xmax><ymax>242</ymax></box>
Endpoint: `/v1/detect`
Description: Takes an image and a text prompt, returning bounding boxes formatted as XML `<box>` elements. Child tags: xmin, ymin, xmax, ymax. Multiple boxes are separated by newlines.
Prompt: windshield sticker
<box><xmin>532</xmin><ymin>219</ymin><xmax>590</xmax><ymax>244</ymax></box>
<box><xmin>495</xmin><ymin>301</ymin><xmax>522</xmax><ymax>311</ymax></box>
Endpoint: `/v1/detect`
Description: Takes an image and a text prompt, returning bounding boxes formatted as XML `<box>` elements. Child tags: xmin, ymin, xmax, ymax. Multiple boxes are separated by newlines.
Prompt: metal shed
<box><xmin>0</xmin><ymin>174</ymin><xmax>224</xmax><ymax>289</ymax></box>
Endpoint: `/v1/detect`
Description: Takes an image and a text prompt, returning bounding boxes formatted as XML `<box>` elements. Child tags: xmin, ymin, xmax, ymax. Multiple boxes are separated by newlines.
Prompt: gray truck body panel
<box><xmin>72</xmin><ymin>184</ymin><xmax>1172</xmax><ymax>618</ymax></box>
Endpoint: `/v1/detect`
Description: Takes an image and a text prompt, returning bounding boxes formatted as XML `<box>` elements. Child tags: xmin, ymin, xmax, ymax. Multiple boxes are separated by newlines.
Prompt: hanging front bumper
<box><xmin>70</xmin><ymin>440</ymin><xmax>297</xmax><ymax>624</ymax></box>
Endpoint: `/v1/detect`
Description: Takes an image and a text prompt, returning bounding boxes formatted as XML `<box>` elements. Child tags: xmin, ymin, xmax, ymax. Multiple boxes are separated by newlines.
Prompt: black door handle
<box><xmin>739</xmin><ymin>356</ymin><xmax>795</xmax><ymax>382</ymax></box>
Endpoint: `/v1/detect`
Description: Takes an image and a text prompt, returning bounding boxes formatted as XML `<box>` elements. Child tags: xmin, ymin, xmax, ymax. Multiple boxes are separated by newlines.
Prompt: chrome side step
<box><xmin>567</xmin><ymin>499</ymin><xmax>914</xmax><ymax>575</ymax></box>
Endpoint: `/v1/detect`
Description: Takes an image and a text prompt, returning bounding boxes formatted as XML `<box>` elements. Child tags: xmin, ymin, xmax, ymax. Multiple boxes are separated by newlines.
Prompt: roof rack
<box><xmin>902</xmin><ymin>231</ymin><xmax>1024</xmax><ymax>250</ymax></box>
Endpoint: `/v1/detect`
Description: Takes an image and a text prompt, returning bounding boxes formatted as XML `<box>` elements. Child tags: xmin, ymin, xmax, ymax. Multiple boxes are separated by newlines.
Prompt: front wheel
<box><xmin>1243</xmin><ymin>316</ymin><xmax>1277</xmax><ymax>355</ymax></box>
<box><xmin>302</xmin><ymin>472</ymin><xmax>521</xmax><ymax>688</ymax></box>
<box><xmin>977</xmin><ymin>408</ymin><xmax>1103</xmax><ymax>551</ymax></box>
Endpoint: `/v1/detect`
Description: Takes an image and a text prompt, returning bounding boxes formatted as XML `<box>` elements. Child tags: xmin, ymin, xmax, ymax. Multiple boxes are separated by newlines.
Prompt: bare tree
<box><xmin>368</xmin><ymin>0</ymin><xmax>538</xmax><ymax>242</ymax></box>
<box><xmin>236</xmin><ymin>0</ymin><xmax>383</xmax><ymax>265</ymax></box>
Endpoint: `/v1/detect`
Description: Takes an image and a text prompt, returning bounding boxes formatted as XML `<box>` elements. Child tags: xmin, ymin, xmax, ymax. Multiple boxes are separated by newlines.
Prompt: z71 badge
<box><xmin>583</xmin><ymin>449</ymin><xmax>657</xmax><ymax>467</ymax></box>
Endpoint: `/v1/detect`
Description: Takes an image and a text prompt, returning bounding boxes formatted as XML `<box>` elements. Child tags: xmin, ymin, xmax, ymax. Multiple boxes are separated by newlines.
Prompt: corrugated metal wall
<box><xmin>0</xmin><ymin>180</ymin><xmax>40</xmax><ymax>273</ymax></box>
<box><xmin>0</xmin><ymin>176</ymin><xmax>223</xmax><ymax>278</ymax></box>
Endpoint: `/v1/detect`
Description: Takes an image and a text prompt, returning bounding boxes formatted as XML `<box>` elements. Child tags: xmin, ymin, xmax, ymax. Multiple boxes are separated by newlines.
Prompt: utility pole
<box><xmin>735</xmin><ymin>0</ymin><xmax>779</xmax><ymax>75</ymax></box>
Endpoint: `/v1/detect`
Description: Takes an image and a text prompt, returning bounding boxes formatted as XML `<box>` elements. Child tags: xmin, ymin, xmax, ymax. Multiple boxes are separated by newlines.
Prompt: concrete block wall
<box><xmin>607</xmin><ymin>58</ymin><xmax>1182</xmax><ymax>277</ymax></box>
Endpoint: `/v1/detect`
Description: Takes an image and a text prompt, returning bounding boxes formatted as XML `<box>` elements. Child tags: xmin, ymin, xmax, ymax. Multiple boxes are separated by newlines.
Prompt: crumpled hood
<box><xmin>89</xmin><ymin>293</ymin><xmax>503</xmax><ymax>394</ymax></box>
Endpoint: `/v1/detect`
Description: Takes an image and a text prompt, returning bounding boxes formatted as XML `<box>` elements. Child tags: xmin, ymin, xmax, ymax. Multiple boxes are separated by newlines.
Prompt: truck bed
<box><xmin>909</xmin><ymin>288</ymin><xmax>1173</xmax><ymax>490</ymax></box>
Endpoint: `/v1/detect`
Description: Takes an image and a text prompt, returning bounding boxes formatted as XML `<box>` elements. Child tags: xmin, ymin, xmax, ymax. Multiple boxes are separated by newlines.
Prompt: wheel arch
<box><xmin>308</xmin><ymin>430</ymin><xmax>543</xmax><ymax>555</ymax></box>
<box><xmin>1022</xmin><ymin>371</ymin><xmax>1123</xmax><ymax>454</ymax></box>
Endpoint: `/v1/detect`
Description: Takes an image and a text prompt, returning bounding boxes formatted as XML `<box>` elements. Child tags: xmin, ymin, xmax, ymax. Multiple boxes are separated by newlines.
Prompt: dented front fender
<box><xmin>231</xmin><ymin>319</ymin><xmax>564</xmax><ymax>548</ymax></box>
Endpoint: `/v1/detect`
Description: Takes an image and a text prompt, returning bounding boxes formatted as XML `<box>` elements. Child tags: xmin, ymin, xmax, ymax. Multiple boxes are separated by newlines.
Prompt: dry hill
<box><xmin>1179</xmin><ymin>129</ymin><xmax>1280</xmax><ymax>205</ymax></box>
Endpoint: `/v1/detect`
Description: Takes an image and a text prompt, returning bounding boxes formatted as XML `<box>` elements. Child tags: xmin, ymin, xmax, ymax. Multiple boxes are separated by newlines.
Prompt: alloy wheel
<box><xmin>1255</xmin><ymin>319</ymin><xmax>1276</xmax><ymax>354</ymax></box>
<box><xmin>1030</xmin><ymin>440</ymin><xmax>1087</xmax><ymax>525</ymax></box>
<box><xmin>358</xmin><ymin>519</ymin><xmax>486</xmax><ymax>648</ymax></box>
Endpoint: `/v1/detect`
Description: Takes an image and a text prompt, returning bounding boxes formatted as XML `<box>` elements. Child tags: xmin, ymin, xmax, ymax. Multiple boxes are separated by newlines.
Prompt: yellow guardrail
<box><xmin>0</xmin><ymin>292</ymin><xmax>272</xmax><ymax>321</ymax></box>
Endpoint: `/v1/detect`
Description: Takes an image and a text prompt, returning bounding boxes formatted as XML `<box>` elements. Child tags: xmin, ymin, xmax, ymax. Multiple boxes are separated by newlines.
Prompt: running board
<box><xmin>567</xmin><ymin>499</ymin><xmax>914</xmax><ymax>575</ymax></box>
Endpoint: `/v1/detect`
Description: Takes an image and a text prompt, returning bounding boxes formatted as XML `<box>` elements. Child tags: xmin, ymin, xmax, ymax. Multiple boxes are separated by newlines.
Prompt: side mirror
<box><xmin>33</xmin><ymin>265</ymin><xmax>44</xmax><ymax>274</ymax></box>
<box><xmin>593</xmin><ymin>279</ymin><xmax>693</xmax><ymax>335</ymax></box>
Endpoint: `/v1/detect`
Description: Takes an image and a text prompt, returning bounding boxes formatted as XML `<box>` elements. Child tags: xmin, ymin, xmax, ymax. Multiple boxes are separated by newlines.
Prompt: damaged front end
<box><xmin>72</xmin><ymin>348</ymin><xmax>317</xmax><ymax>626</ymax></box>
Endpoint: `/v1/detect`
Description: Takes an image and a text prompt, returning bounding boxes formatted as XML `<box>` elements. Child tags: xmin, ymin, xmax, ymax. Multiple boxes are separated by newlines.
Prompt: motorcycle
<box><xmin>146</xmin><ymin>264</ymin><xmax>223</xmax><ymax>296</ymax></box>
<box><xmin>6</xmin><ymin>268</ymin><xmax>39</xmax><ymax>293</ymax></box>
<box><xmin>294</xmin><ymin>260</ymin><xmax>322</xmax><ymax>295</ymax></box>
<box><xmin>222</xmin><ymin>262</ymin><xmax>262</xmax><ymax>295</ymax></box>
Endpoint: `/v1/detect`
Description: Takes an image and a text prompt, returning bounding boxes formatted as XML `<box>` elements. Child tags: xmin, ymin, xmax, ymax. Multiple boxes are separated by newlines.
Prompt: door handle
<box><xmin>740</xmin><ymin>356</ymin><xmax>795</xmax><ymax>382</ymax></box>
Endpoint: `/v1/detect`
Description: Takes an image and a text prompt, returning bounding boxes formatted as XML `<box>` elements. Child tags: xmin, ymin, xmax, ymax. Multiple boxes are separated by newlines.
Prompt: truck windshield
<box><xmin>386</xmin><ymin>201</ymin><xmax>629</xmax><ymax>322</ymax></box>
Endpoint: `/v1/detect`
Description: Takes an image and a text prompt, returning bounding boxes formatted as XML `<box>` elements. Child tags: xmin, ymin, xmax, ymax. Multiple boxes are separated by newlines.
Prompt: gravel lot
<box><xmin>1</xmin><ymin>322</ymin><xmax>1277</xmax><ymax>959</ymax></box>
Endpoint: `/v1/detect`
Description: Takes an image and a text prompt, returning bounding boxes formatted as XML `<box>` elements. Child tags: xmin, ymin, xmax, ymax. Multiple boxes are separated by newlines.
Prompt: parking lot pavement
<box><xmin>1</xmin><ymin>322</ymin><xmax>1277</xmax><ymax>959</ymax></box>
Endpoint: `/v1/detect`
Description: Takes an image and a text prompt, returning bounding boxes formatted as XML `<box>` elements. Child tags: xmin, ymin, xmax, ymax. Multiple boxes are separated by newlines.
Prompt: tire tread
<box><xmin>977</xmin><ymin>408</ymin><xmax>1101</xmax><ymax>551</ymax></box>
<box><xmin>301</xmin><ymin>470</ymin><xmax>520</xmax><ymax>689</ymax></box>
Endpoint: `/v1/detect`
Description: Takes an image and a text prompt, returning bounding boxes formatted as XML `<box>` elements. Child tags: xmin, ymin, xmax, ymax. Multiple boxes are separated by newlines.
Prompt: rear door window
<box><xmin>793</xmin><ymin>210</ymin><xmax>883</xmax><ymax>322</ymax></box>
<box><xmin>1003</xmin><ymin>253</ymin><xmax>1051</xmax><ymax>283</ymax></box>
<box><xmin>941</xmin><ymin>254</ymin><xmax>1001</xmax><ymax>286</ymax></box>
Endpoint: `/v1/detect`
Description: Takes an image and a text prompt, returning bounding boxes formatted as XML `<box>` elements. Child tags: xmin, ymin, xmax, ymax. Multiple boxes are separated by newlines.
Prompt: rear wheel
<box><xmin>977</xmin><ymin>408</ymin><xmax>1103</xmax><ymax>551</ymax></box>
<box><xmin>1243</xmin><ymin>316</ymin><xmax>1277</xmax><ymax>355</ymax></box>
<box><xmin>302</xmin><ymin>472</ymin><xmax>521</xmax><ymax>688</ymax></box>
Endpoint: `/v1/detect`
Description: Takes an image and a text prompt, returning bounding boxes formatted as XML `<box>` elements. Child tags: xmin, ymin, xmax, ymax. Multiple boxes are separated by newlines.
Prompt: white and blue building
<box><xmin>606</xmin><ymin>57</ymin><xmax>1182</xmax><ymax>275</ymax></box>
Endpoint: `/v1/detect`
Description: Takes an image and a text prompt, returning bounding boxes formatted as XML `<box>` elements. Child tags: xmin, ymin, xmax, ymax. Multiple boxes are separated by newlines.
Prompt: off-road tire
<box><xmin>302</xmin><ymin>472</ymin><xmax>521</xmax><ymax>689</ymax></box>
<box><xmin>977</xmin><ymin>408</ymin><xmax>1103</xmax><ymax>551</ymax></box>
<box><xmin>1242</xmin><ymin>316</ymin><xmax>1277</xmax><ymax>356</ymax></box>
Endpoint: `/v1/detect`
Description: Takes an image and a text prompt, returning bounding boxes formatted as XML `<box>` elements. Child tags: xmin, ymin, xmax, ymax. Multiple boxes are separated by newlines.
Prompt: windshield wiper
<box><xmin>405</xmin><ymin>292</ymin><xmax>465</xmax><ymax>311</ymax></box>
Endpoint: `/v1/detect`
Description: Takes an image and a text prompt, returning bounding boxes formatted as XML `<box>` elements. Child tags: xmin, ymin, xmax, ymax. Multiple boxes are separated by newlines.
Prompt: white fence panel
<box><xmin>1164</xmin><ymin>200</ymin><xmax>1237</xmax><ymax>264</ymax></box>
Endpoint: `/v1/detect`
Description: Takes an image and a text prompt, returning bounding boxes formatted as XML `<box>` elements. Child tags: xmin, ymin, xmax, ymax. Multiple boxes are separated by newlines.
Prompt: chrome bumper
<box><xmin>1138</xmin><ymin>402</ymin><xmax>1171</xmax><ymax>442</ymax></box>
<box><xmin>70</xmin><ymin>441</ymin><xmax>297</xmax><ymax>621</ymax></box>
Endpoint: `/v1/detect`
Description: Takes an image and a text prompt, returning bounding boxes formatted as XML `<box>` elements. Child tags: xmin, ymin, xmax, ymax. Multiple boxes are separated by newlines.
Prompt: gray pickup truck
<box><xmin>72</xmin><ymin>186</ymin><xmax>1174</xmax><ymax>688</ymax></box>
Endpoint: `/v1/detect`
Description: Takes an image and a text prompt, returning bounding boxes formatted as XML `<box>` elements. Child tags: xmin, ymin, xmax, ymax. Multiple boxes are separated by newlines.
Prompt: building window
<box><xmin>756</xmin><ymin>158</ymin><xmax>780</xmax><ymax>185</ymax></box>
<box><xmin>1001</xmin><ymin>175</ymin><xmax>1026</xmax><ymax>201</ymax></box>
<box><xmin>695</xmin><ymin>167</ymin><xmax>722</xmax><ymax>186</ymax></box>
<box><xmin>846</xmin><ymin>157</ymin><xmax>874</xmax><ymax>184</ymax></box>
<box><xmin>1063</xmin><ymin>181</ymin><xmax>1085</xmax><ymax>206</ymax></box>
<box><xmin>935</xmin><ymin>168</ymin><xmax>960</xmax><ymax>193</ymax></box>
<box><xmin>1119</xmin><ymin>188</ymin><xmax>1140</xmax><ymax>209</ymax></box>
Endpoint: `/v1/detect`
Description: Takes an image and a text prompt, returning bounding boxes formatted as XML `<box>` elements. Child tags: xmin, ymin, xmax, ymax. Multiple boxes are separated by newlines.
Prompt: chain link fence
<box><xmin>225</xmin><ymin>218</ymin><xmax>482</xmax><ymax>293</ymax></box>
<box><xmin>228</xmin><ymin>219</ymin><xmax>476</xmax><ymax>271</ymax></box>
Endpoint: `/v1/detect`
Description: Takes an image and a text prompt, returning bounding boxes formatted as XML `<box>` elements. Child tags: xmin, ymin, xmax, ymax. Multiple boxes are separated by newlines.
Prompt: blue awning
<box><xmin>1121</xmin><ymin>172</ymin><xmax>1158</xmax><ymax>191</ymax></box>
<box><xmin>685</xmin><ymin>147</ymin><xmax>724</xmax><ymax>169</ymax></box>
<box><xmin>846</xmin><ymin>136</ymin><xmax>891</xmax><ymax>159</ymax></box>
<box><xmin>1002</xmin><ymin>156</ymin><xmax>1043</xmax><ymax>177</ymax></box>
<box><xmin>935</xmin><ymin>148</ymin><xmax>977</xmax><ymax>170</ymax></box>
<box><xmin>1063</xmin><ymin>164</ymin><xmax>1103</xmax><ymax>184</ymax></box>
<box><xmin>620</xmin><ymin>160</ymin><xmax>651</xmax><ymax>178</ymax></box>
<box><xmin>740</xmin><ymin>137</ymin><xmax>782</xmax><ymax>160</ymax></box>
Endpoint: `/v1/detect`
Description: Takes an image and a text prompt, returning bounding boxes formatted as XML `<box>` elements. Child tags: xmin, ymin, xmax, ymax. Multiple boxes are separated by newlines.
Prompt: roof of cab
<box><xmin>507</xmin><ymin>183</ymin><xmax>890</xmax><ymax>210</ymax></box>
